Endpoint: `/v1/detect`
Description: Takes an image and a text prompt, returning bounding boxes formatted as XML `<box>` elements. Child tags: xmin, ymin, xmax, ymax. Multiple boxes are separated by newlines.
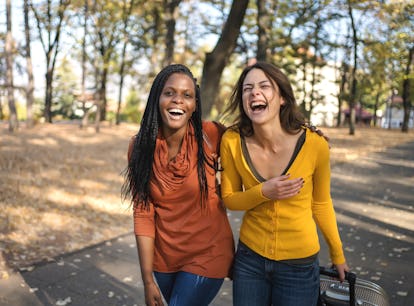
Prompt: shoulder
<box><xmin>304</xmin><ymin>128</ymin><xmax>330</xmax><ymax>159</ymax></box>
<box><xmin>223</xmin><ymin>127</ymin><xmax>240</xmax><ymax>139</ymax></box>
<box><xmin>305</xmin><ymin>127</ymin><xmax>328</xmax><ymax>145</ymax></box>
<box><xmin>221</xmin><ymin>128</ymin><xmax>241</xmax><ymax>149</ymax></box>
<box><xmin>203</xmin><ymin>121</ymin><xmax>225</xmax><ymax>137</ymax></box>
<box><xmin>202</xmin><ymin>121</ymin><xmax>226</xmax><ymax>151</ymax></box>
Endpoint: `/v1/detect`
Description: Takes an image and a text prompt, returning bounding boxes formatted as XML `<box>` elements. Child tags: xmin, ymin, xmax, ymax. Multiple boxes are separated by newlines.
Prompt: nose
<box><xmin>172</xmin><ymin>93</ymin><xmax>184</xmax><ymax>103</ymax></box>
<box><xmin>251</xmin><ymin>85</ymin><xmax>261</xmax><ymax>96</ymax></box>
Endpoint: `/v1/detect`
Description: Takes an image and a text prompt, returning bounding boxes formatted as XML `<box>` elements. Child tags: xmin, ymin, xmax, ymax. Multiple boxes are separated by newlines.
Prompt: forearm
<box><xmin>312</xmin><ymin>141</ymin><xmax>345</xmax><ymax>264</ymax></box>
<box><xmin>135</xmin><ymin>235</ymin><xmax>156</xmax><ymax>285</ymax></box>
<box><xmin>314</xmin><ymin>210</ymin><xmax>345</xmax><ymax>264</ymax></box>
<box><xmin>222</xmin><ymin>183</ymin><xmax>269</xmax><ymax>210</ymax></box>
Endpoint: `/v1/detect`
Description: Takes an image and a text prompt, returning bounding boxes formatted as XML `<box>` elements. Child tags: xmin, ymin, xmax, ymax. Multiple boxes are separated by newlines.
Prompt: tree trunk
<box><xmin>44</xmin><ymin>68</ymin><xmax>54</xmax><ymax>123</ymax></box>
<box><xmin>6</xmin><ymin>0</ymin><xmax>18</xmax><ymax>132</ymax></box>
<box><xmin>347</xmin><ymin>0</ymin><xmax>357</xmax><ymax>135</ymax></box>
<box><xmin>95</xmin><ymin>101</ymin><xmax>101</xmax><ymax>133</ymax></box>
<box><xmin>99</xmin><ymin>66</ymin><xmax>108</xmax><ymax>121</ymax></box>
<box><xmin>0</xmin><ymin>96</ymin><xmax>4</xmax><ymax>120</ymax></box>
<box><xmin>116</xmin><ymin>0</ymin><xmax>135</xmax><ymax>125</ymax></box>
<box><xmin>401</xmin><ymin>46</ymin><xmax>413</xmax><ymax>133</ymax></box>
<box><xmin>256</xmin><ymin>0</ymin><xmax>270</xmax><ymax>61</ymax></box>
<box><xmin>373</xmin><ymin>92</ymin><xmax>380</xmax><ymax>127</ymax></box>
<box><xmin>24</xmin><ymin>0</ymin><xmax>35</xmax><ymax>128</ymax></box>
<box><xmin>79</xmin><ymin>0</ymin><xmax>88</xmax><ymax>129</ymax></box>
<box><xmin>336</xmin><ymin>58</ymin><xmax>349</xmax><ymax>127</ymax></box>
<box><xmin>117</xmin><ymin>40</ymin><xmax>127</xmax><ymax>126</ymax></box>
<box><xmin>31</xmin><ymin>0</ymin><xmax>69</xmax><ymax>124</ymax></box>
<box><xmin>163</xmin><ymin>0</ymin><xmax>181</xmax><ymax>66</ymax></box>
<box><xmin>200</xmin><ymin>0</ymin><xmax>249</xmax><ymax>119</ymax></box>
<box><xmin>300</xmin><ymin>61</ymin><xmax>310</xmax><ymax>120</ymax></box>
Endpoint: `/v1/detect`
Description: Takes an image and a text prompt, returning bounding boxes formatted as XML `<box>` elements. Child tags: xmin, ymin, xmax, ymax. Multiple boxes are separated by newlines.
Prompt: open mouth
<box><xmin>168</xmin><ymin>108</ymin><xmax>185</xmax><ymax>118</ymax></box>
<box><xmin>250</xmin><ymin>101</ymin><xmax>267</xmax><ymax>112</ymax></box>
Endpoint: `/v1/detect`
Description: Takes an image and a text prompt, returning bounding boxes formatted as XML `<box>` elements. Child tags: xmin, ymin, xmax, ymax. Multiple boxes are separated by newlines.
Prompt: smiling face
<box><xmin>242</xmin><ymin>68</ymin><xmax>284</xmax><ymax>125</ymax></box>
<box><xmin>159</xmin><ymin>72</ymin><xmax>196</xmax><ymax>136</ymax></box>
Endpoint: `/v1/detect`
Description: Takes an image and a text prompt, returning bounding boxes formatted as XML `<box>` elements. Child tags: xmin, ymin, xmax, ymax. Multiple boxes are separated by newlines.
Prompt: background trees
<box><xmin>5</xmin><ymin>0</ymin><xmax>18</xmax><ymax>131</ymax></box>
<box><xmin>1</xmin><ymin>0</ymin><xmax>413</xmax><ymax>133</ymax></box>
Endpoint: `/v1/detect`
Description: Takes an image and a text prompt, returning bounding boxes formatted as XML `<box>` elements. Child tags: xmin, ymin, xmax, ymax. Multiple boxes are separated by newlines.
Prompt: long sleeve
<box><xmin>220</xmin><ymin>130</ymin><xmax>269</xmax><ymax>211</ymax></box>
<box><xmin>133</xmin><ymin>203</ymin><xmax>156</xmax><ymax>238</ymax></box>
<box><xmin>311</xmin><ymin>138</ymin><xmax>345</xmax><ymax>264</ymax></box>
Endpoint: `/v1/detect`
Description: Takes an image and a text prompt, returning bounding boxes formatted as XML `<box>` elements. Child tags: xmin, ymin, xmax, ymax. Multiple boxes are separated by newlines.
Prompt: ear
<box><xmin>280</xmin><ymin>97</ymin><xmax>285</xmax><ymax>106</ymax></box>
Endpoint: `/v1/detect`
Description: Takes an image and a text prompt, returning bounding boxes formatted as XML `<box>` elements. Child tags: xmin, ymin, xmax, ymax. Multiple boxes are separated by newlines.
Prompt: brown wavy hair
<box><xmin>225</xmin><ymin>61</ymin><xmax>305</xmax><ymax>137</ymax></box>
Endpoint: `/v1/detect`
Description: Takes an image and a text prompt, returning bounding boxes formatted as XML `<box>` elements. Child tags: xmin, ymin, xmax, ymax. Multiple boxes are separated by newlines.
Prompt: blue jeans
<box><xmin>233</xmin><ymin>241</ymin><xmax>320</xmax><ymax>306</ymax></box>
<box><xmin>154</xmin><ymin>271</ymin><xmax>224</xmax><ymax>306</ymax></box>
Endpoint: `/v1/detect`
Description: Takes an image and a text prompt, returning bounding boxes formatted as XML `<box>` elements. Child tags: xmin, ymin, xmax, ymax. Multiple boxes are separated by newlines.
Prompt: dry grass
<box><xmin>0</xmin><ymin>122</ymin><xmax>137</xmax><ymax>273</ymax></box>
<box><xmin>1</xmin><ymin>122</ymin><xmax>413</xmax><ymax>275</ymax></box>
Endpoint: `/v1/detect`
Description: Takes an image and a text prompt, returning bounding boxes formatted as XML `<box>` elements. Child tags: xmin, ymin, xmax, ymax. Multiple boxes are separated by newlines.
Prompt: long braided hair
<box><xmin>121</xmin><ymin>64</ymin><xmax>210</xmax><ymax>208</ymax></box>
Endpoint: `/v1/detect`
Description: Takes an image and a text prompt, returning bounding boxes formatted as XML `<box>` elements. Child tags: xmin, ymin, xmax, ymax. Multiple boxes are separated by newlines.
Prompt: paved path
<box><xmin>1</xmin><ymin>140</ymin><xmax>413</xmax><ymax>306</ymax></box>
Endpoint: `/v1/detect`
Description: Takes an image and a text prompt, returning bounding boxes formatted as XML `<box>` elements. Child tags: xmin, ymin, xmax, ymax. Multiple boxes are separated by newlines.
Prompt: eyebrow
<box><xmin>163</xmin><ymin>85</ymin><xmax>193</xmax><ymax>90</ymax></box>
<box><xmin>243</xmin><ymin>80</ymin><xmax>271</xmax><ymax>87</ymax></box>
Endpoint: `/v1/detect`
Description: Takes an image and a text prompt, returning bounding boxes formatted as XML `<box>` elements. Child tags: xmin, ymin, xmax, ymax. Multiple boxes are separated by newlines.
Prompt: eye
<box><xmin>243</xmin><ymin>86</ymin><xmax>252</xmax><ymax>93</ymax></box>
<box><xmin>261</xmin><ymin>84</ymin><xmax>271</xmax><ymax>89</ymax></box>
<box><xmin>163</xmin><ymin>90</ymin><xmax>174</xmax><ymax>96</ymax></box>
<box><xmin>184</xmin><ymin>92</ymin><xmax>193</xmax><ymax>98</ymax></box>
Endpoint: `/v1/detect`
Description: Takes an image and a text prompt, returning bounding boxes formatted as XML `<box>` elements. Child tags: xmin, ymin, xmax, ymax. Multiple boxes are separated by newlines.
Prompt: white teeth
<box><xmin>251</xmin><ymin>101</ymin><xmax>266</xmax><ymax>107</ymax></box>
<box><xmin>168</xmin><ymin>108</ymin><xmax>184</xmax><ymax>114</ymax></box>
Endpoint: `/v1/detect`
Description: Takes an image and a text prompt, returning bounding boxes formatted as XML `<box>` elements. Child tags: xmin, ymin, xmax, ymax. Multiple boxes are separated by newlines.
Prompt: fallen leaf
<box><xmin>55</xmin><ymin>296</ymin><xmax>72</xmax><ymax>305</ymax></box>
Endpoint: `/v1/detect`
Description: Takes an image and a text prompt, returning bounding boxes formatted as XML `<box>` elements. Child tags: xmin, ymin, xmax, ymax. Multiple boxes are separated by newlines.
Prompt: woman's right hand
<box><xmin>144</xmin><ymin>281</ymin><xmax>164</xmax><ymax>306</ymax></box>
<box><xmin>262</xmin><ymin>174</ymin><xmax>304</xmax><ymax>200</ymax></box>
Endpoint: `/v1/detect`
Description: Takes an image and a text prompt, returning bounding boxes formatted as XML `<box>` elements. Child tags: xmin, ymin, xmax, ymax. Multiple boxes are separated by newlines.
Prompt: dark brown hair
<box><xmin>225</xmin><ymin>61</ymin><xmax>305</xmax><ymax>137</ymax></box>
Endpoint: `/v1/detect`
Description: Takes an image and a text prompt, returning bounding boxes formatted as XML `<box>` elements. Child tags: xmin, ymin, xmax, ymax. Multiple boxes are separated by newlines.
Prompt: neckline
<box><xmin>240</xmin><ymin>130</ymin><xmax>306</xmax><ymax>182</ymax></box>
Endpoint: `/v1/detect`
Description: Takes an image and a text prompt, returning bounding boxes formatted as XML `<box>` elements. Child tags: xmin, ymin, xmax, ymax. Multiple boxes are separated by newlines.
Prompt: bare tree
<box><xmin>163</xmin><ymin>0</ymin><xmax>181</xmax><ymax>66</ymax></box>
<box><xmin>336</xmin><ymin>61</ymin><xmax>348</xmax><ymax>127</ymax></box>
<box><xmin>89</xmin><ymin>0</ymin><xmax>128</xmax><ymax>126</ymax></box>
<box><xmin>79</xmin><ymin>0</ymin><xmax>89</xmax><ymax>129</ymax></box>
<box><xmin>24</xmin><ymin>0</ymin><xmax>35</xmax><ymax>128</ymax></box>
<box><xmin>256</xmin><ymin>0</ymin><xmax>272</xmax><ymax>62</ymax></box>
<box><xmin>116</xmin><ymin>0</ymin><xmax>136</xmax><ymax>125</ymax></box>
<box><xmin>6</xmin><ymin>0</ymin><xmax>18</xmax><ymax>132</ymax></box>
<box><xmin>401</xmin><ymin>46</ymin><xmax>413</xmax><ymax>132</ymax></box>
<box><xmin>200</xmin><ymin>0</ymin><xmax>249</xmax><ymax>118</ymax></box>
<box><xmin>347</xmin><ymin>0</ymin><xmax>357</xmax><ymax>135</ymax></box>
<box><xmin>31</xmin><ymin>0</ymin><xmax>71</xmax><ymax>123</ymax></box>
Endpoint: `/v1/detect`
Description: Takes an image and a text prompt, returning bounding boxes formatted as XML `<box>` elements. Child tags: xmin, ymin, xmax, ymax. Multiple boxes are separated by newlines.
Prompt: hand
<box><xmin>334</xmin><ymin>262</ymin><xmax>350</xmax><ymax>282</ymax></box>
<box><xmin>261</xmin><ymin>174</ymin><xmax>304</xmax><ymax>200</ymax></box>
<box><xmin>144</xmin><ymin>282</ymin><xmax>164</xmax><ymax>306</ymax></box>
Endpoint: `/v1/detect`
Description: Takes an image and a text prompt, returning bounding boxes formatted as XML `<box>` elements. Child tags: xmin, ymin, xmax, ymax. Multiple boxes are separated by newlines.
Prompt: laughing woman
<box><xmin>220</xmin><ymin>61</ymin><xmax>349</xmax><ymax>306</ymax></box>
<box><xmin>122</xmin><ymin>64</ymin><xmax>234</xmax><ymax>306</ymax></box>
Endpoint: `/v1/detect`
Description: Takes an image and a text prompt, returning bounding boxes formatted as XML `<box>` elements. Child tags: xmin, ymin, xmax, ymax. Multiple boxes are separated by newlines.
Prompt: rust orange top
<box><xmin>131</xmin><ymin>121</ymin><xmax>234</xmax><ymax>278</ymax></box>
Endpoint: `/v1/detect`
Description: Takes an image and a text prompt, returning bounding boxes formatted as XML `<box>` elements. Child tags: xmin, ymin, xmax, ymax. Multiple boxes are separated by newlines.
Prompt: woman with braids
<box><xmin>121</xmin><ymin>64</ymin><xmax>235</xmax><ymax>306</ymax></box>
<box><xmin>220</xmin><ymin>62</ymin><xmax>349</xmax><ymax>306</ymax></box>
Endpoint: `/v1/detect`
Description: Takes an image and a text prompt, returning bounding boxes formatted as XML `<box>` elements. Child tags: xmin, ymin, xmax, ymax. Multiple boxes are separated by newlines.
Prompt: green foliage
<box><xmin>120</xmin><ymin>90</ymin><xmax>142</xmax><ymax>123</ymax></box>
<box><xmin>106</xmin><ymin>110</ymin><xmax>117</xmax><ymax>123</ymax></box>
<box><xmin>52</xmin><ymin>56</ymin><xmax>80</xmax><ymax>120</ymax></box>
<box><xmin>7</xmin><ymin>0</ymin><xmax>412</xmax><ymax>129</ymax></box>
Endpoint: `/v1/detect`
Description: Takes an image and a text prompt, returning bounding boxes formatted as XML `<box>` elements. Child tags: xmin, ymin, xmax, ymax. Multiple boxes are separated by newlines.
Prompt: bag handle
<box><xmin>319</xmin><ymin>266</ymin><xmax>356</xmax><ymax>306</ymax></box>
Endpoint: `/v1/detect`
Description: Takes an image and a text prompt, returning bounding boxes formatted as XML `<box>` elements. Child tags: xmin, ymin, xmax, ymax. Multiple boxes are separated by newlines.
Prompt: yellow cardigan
<box><xmin>220</xmin><ymin>128</ymin><xmax>345</xmax><ymax>265</ymax></box>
